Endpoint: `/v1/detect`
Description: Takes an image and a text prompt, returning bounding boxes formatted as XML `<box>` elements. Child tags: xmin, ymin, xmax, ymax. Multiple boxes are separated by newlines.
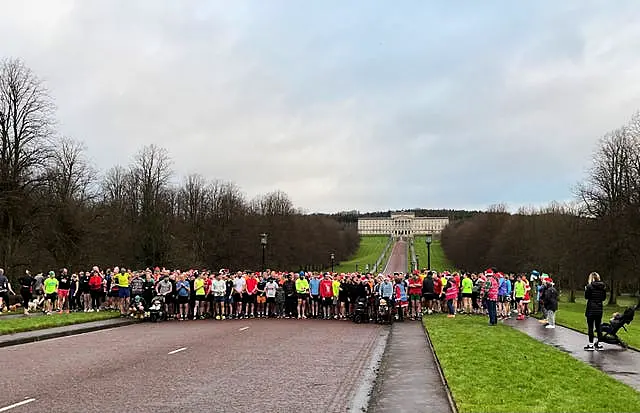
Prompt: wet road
<box><xmin>506</xmin><ymin>317</ymin><xmax>640</xmax><ymax>391</ymax></box>
<box><xmin>383</xmin><ymin>240</ymin><xmax>407</xmax><ymax>274</ymax></box>
<box><xmin>0</xmin><ymin>319</ymin><xmax>387</xmax><ymax>412</ymax></box>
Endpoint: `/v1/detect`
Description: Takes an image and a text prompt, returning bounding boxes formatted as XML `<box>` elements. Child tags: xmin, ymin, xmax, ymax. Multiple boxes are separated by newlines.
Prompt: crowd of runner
<box><xmin>0</xmin><ymin>266</ymin><xmax>559</xmax><ymax>325</ymax></box>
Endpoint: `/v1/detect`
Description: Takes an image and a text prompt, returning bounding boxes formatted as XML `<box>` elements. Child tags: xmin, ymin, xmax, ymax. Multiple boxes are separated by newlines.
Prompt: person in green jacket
<box><xmin>461</xmin><ymin>273</ymin><xmax>474</xmax><ymax>314</ymax></box>
<box><xmin>514</xmin><ymin>277</ymin><xmax>526</xmax><ymax>320</ymax></box>
<box><xmin>296</xmin><ymin>273</ymin><xmax>310</xmax><ymax>319</ymax></box>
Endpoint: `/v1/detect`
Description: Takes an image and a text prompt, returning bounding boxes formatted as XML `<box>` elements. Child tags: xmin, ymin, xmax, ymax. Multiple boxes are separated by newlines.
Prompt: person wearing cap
<box><xmin>541</xmin><ymin>277</ymin><xmax>558</xmax><ymax>329</ymax></box>
<box><xmin>43</xmin><ymin>271</ymin><xmax>59</xmax><ymax>315</ymax></box>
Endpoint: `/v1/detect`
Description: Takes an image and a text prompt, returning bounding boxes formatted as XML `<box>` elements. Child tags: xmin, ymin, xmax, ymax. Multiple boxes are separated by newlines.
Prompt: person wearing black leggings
<box><xmin>584</xmin><ymin>272</ymin><xmax>607</xmax><ymax>351</ymax></box>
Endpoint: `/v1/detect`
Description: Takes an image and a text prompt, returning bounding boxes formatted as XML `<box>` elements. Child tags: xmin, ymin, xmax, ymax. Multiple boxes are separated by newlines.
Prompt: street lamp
<box><xmin>425</xmin><ymin>234</ymin><xmax>432</xmax><ymax>271</ymax></box>
<box><xmin>355</xmin><ymin>262</ymin><xmax>359</xmax><ymax>273</ymax></box>
<box><xmin>260</xmin><ymin>233</ymin><xmax>268</xmax><ymax>274</ymax></box>
<box><xmin>330</xmin><ymin>253</ymin><xmax>335</xmax><ymax>273</ymax></box>
<box><xmin>416</xmin><ymin>254</ymin><xmax>420</xmax><ymax>271</ymax></box>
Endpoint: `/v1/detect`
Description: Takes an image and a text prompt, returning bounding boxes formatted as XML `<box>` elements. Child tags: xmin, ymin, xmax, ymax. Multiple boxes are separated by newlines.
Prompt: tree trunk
<box><xmin>608</xmin><ymin>278</ymin><xmax>618</xmax><ymax>305</ymax></box>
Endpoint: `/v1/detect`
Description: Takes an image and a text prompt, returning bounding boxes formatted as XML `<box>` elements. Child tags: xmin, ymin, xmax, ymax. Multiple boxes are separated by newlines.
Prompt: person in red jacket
<box><xmin>88</xmin><ymin>270</ymin><xmax>103</xmax><ymax>311</ymax></box>
<box><xmin>319</xmin><ymin>273</ymin><xmax>334</xmax><ymax>320</ymax></box>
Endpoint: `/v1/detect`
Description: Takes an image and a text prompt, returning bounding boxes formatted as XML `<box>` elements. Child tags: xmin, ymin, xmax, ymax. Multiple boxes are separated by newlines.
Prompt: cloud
<box><xmin>2</xmin><ymin>1</ymin><xmax>640</xmax><ymax>213</ymax></box>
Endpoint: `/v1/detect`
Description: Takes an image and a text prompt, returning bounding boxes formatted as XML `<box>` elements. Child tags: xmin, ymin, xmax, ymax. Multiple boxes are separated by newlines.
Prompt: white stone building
<box><xmin>357</xmin><ymin>212</ymin><xmax>449</xmax><ymax>237</ymax></box>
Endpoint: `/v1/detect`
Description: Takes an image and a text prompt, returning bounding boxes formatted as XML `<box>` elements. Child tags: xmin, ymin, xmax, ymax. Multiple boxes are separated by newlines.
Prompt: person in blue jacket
<box><xmin>498</xmin><ymin>272</ymin><xmax>512</xmax><ymax>319</ymax></box>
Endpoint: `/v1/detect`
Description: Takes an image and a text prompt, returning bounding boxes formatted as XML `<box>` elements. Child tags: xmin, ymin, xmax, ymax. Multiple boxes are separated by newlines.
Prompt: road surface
<box><xmin>383</xmin><ymin>240</ymin><xmax>407</xmax><ymax>274</ymax></box>
<box><xmin>0</xmin><ymin>320</ymin><xmax>386</xmax><ymax>412</ymax></box>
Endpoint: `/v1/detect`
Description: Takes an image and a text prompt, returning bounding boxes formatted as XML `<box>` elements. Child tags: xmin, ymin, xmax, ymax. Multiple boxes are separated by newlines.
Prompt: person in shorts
<box><xmin>232</xmin><ymin>272</ymin><xmax>245</xmax><ymax>318</ymax></box>
<box><xmin>256</xmin><ymin>276</ymin><xmax>267</xmax><ymax>317</ymax></box>
<box><xmin>116</xmin><ymin>267</ymin><xmax>131</xmax><ymax>316</ymax></box>
<box><xmin>408</xmin><ymin>273</ymin><xmax>422</xmax><ymax>319</ymax></box>
<box><xmin>421</xmin><ymin>271</ymin><xmax>436</xmax><ymax>314</ymax></box>
<box><xmin>309</xmin><ymin>273</ymin><xmax>321</xmax><ymax>318</ymax></box>
<box><xmin>57</xmin><ymin>269</ymin><xmax>71</xmax><ymax>314</ymax></box>
<box><xmin>194</xmin><ymin>272</ymin><xmax>207</xmax><ymax>319</ymax></box>
<box><xmin>43</xmin><ymin>271</ymin><xmax>59</xmax><ymax>315</ymax></box>
<box><xmin>265</xmin><ymin>277</ymin><xmax>278</xmax><ymax>317</ymax></box>
<box><xmin>211</xmin><ymin>273</ymin><xmax>226</xmax><ymax>320</ymax></box>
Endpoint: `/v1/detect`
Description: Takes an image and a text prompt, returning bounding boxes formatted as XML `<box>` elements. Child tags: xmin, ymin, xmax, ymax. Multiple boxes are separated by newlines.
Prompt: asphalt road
<box><xmin>383</xmin><ymin>240</ymin><xmax>407</xmax><ymax>274</ymax></box>
<box><xmin>0</xmin><ymin>319</ymin><xmax>386</xmax><ymax>413</ymax></box>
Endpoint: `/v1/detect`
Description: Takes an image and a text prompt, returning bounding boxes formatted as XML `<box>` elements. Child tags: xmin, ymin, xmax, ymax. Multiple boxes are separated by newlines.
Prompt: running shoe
<box><xmin>584</xmin><ymin>343</ymin><xmax>595</xmax><ymax>351</ymax></box>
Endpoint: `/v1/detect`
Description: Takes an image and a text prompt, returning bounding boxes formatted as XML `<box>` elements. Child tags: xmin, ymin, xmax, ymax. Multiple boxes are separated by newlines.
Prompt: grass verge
<box><xmin>333</xmin><ymin>235</ymin><xmax>389</xmax><ymax>273</ymax></box>
<box><xmin>424</xmin><ymin>315</ymin><xmax>640</xmax><ymax>412</ymax></box>
<box><xmin>0</xmin><ymin>311</ymin><xmax>120</xmax><ymax>335</ymax></box>
<box><xmin>413</xmin><ymin>237</ymin><xmax>455</xmax><ymax>272</ymax></box>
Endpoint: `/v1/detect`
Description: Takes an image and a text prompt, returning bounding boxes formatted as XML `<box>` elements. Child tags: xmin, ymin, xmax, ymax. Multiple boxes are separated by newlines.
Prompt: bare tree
<box><xmin>0</xmin><ymin>58</ymin><xmax>54</xmax><ymax>270</ymax></box>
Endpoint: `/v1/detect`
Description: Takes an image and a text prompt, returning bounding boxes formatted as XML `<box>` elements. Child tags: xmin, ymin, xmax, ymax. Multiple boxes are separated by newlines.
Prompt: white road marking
<box><xmin>239</xmin><ymin>326</ymin><xmax>250</xmax><ymax>331</ymax></box>
<box><xmin>167</xmin><ymin>347</ymin><xmax>187</xmax><ymax>355</ymax></box>
<box><xmin>0</xmin><ymin>398</ymin><xmax>36</xmax><ymax>412</ymax></box>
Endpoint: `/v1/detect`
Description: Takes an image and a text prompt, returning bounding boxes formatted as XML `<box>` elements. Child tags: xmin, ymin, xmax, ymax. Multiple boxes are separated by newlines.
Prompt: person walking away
<box><xmin>309</xmin><ymin>273</ymin><xmax>321</xmax><ymax>318</ymax></box>
<box><xmin>409</xmin><ymin>273</ymin><xmax>422</xmax><ymax>319</ymax></box>
<box><xmin>194</xmin><ymin>272</ymin><xmax>207</xmax><ymax>319</ymax></box>
<box><xmin>521</xmin><ymin>276</ymin><xmax>531</xmax><ymax>316</ymax></box>
<box><xmin>483</xmin><ymin>269</ymin><xmax>499</xmax><ymax>326</ymax></box>
<box><xmin>57</xmin><ymin>269</ymin><xmax>71</xmax><ymax>314</ymax></box>
<box><xmin>497</xmin><ymin>272</ymin><xmax>510</xmax><ymax>319</ymax></box>
<box><xmin>393</xmin><ymin>276</ymin><xmax>408</xmax><ymax>321</ymax></box>
<box><xmin>43</xmin><ymin>271</ymin><xmax>59</xmax><ymax>315</ymax></box>
<box><xmin>584</xmin><ymin>272</ymin><xmax>607</xmax><ymax>351</ymax></box>
<box><xmin>295</xmin><ymin>273</ymin><xmax>309</xmax><ymax>319</ymax></box>
<box><xmin>514</xmin><ymin>276</ymin><xmax>526</xmax><ymax>320</ymax></box>
<box><xmin>33</xmin><ymin>272</ymin><xmax>45</xmax><ymax>309</ymax></box>
<box><xmin>542</xmin><ymin>278</ymin><xmax>558</xmax><ymax>329</ymax></box>
<box><xmin>432</xmin><ymin>272</ymin><xmax>442</xmax><ymax>313</ymax></box>
<box><xmin>422</xmin><ymin>271</ymin><xmax>435</xmax><ymax>315</ymax></box>
<box><xmin>18</xmin><ymin>270</ymin><xmax>34</xmax><ymax>315</ymax></box>
<box><xmin>461</xmin><ymin>273</ymin><xmax>473</xmax><ymax>315</ymax></box>
<box><xmin>444</xmin><ymin>275</ymin><xmax>458</xmax><ymax>318</ymax></box>
<box><xmin>332</xmin><ymin>276</ymin><xmax>341</xmax><ymax>319</ymax></box>
<box><xmin>537</xmin><ymin>274</ymin><xmax>549</xmax><ymax>324</ymax></box>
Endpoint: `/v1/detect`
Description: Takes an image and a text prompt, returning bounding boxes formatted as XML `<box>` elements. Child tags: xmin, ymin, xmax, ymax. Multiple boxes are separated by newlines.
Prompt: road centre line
<box><xmin>239</xmin><ymin>326</ymin><xmax>250</xmax><ymax>331</ymax></box>
<box><xmin>0</xmin><ymin>398</ymin><xmax>36</xmax><ymax>412</ymax></box>
<box><xmin>167</xmin><ymin>347</ymin><xmax>188</xmax><ymax>355</ymax></box>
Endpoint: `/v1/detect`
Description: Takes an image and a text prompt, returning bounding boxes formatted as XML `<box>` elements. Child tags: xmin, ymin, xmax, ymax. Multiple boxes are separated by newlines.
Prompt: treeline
<box><xmin>0</xmin><ymin>58</ymin><xmax>358</xmax><ymax>280</ymax></box>
<box><xmin>442</xmin><ymin>113</ymin><xmax>640</xmax><ymax>304</ymax></box>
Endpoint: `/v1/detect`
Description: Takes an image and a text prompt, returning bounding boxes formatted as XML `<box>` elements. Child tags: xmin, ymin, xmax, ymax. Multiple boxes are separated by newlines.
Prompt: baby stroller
<box><xmin>377</xmin><ymin>297</ymin><xmax>394</xmax><ymax>325</ymax></box>
<box><xmin>352</xmin><ymin>297</ymin><xmax>369</xmax><ymax>324</ymax></box>
<box><xmin>600</xmin><ymin>303</ymin><xmax>638</xmax><ymax>348</ymax></box>
<box><xmin>145</xmin><ymin>295</ymin><xmax>167</xmax><ymax>322</ymax></box>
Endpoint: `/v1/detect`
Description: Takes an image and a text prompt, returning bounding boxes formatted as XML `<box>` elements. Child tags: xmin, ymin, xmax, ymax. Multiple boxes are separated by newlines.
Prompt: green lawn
<box><xmin>412</xmin><ymin>237</ymin><xmax>455</xmax><ymax>272</ymax></box>
<box><xmin>0</xmin><ymin>312</ymin><xmax>120</xmax><ymax>335</ymax></box>
<box><xmin>333</xmin><ymin>235</ymin><xmax>390</xmax><ymax>273</ymax></box>
<box><xmin>424</xmin><ymin>315</ymin><xmax>640</xmax><ymax>413</ymax></box>
<box><xmin>551</xmin><ymin>293</ymin><xmax>640</xmax><ymax>349</ymax></box>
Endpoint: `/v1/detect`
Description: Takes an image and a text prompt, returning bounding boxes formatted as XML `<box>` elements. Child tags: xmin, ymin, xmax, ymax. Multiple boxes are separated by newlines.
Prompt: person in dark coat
<box><xmin>541</xmin><ymin>278</ymin><xmax>558</xmax><ymax>329</ymax></box>
<box><xmin>584</xmin><ymin>272</ymin><xmax>607</xmax><ymax>351</ymax></box>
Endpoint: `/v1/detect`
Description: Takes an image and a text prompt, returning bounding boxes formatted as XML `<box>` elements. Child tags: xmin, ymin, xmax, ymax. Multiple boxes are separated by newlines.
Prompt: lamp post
<box><xmin>425</xmin><ymin>234</ymin><xmax>432</xmax><ymax>271</ymax></box>
<box><xmin>416</xmin><ymin>254</ymin><xmax>420</xmax><ymax>271</ymax></box>
<box><xmin>260</xmin><ymin>233</ymin><xmax>268</xmax><ymax>274</ymax></box>
<box><xmin>355</xmin><ymin>262</ymin><xmax>359</xmax><ymax>273</ymax></box>
<box><xmin>330</xmin><ymin>253</ymin><xmax>335</xmax><ymax>273</ymax></box>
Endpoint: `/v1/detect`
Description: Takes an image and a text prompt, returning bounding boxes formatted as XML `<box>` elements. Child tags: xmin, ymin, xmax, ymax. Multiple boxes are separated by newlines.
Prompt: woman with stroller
<box><xmin>584</xmin><ymin>272</ymin><xmax>607</xmax><ymax>351</ymax></box>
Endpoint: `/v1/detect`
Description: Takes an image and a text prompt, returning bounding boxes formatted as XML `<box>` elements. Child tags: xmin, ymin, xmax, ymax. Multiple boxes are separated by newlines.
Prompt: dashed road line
<box><xmin>0</xmin><ymin>398</ymin><xmax>36</xmax><ymax>412</ymax></box>
<box><xmin>168</xmin><ymin>347</ymin><xmax>187</xmax><ymax>355</ymax></box>
<box><xmin>239</xmin><ymin>326</ymin><xmax>250</xmax><ymax>331</ymax></box>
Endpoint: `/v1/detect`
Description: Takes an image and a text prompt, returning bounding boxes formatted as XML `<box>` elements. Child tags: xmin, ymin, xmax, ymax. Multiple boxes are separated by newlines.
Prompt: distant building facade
<box><xmin>357</xmin><ymin>212</ymin><xmax>449</xmax><ymax>237</ymax></box>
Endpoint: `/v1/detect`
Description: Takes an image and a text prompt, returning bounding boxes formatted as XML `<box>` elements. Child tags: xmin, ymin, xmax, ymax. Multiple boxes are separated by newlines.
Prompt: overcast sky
<box><xmin>2</xmin><ymin>1</ymin><xmax>640</xmax><ymax>213</ymax></box>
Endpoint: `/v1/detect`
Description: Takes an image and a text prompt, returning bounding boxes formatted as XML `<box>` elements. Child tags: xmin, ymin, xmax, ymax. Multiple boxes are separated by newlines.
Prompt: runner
<box><xmin>265</xmin><ymin>276</ymin><xmax>278</xmax><ymax>318</ymax></box>
<box><xmin>319</xmin><ymin>273</ymin><xmax>333</xmax><ymax>319</ymax></box>
<box><xmin>295</xmin><ymin>272</ymin><xmax>309</xmax><ymax>319</ymax></box>
<box><xmin>256</xmin><ymin>274</ymin><xmax>267</xmax><ymax>318</ymax></box>
<box><xmin>43</xmin><ymin>271</ymin><xmax>59</xmax><ymax>315</ymax></box>
<box><xmin>18</xmin><ymin>270</ymin><xmax>34</xmax><ymax>315</ymax></box>
<box><xmin>88</xmin><ymin>269</ymin><xmax>103</xmax><ymax>311</ymax></box>
<box><xmin>422</xmin><ymin>271</ymin><xmax>435</xmax><ymax>315</ymax></box>
<box><xmin>57</xmin><ymin>269</ymin><xmax>71</xmax><ymax>314</ymax></box>
<box><xmin>244</xmin><ymin>272</ymin><xmax>258</xmax><ymax>318</ymax></box>
<box><xmin>309</xmin><ymin>272</ymin><xmax>321</xmax><ymax>318</ymax></box>
<box><xmin>408</xmin><ymin>273</ymin><xmax>422</xmax><ymax>319</ymax></box>
<box><xmin>194</xmin><ymin>272</ymin><xmax>207</xmax><ymax>319</ymax></box>
<box><xmin>176</xmin><ymin>274</ymin><xmax>190</xmax><ymax>320</ymax></box>
<box><xmin>211</xmin><ymin>273</ymin><xmax>227</xmax><ymax>319</ymax></box>
<box><xmin>116</xmin><ymin>267</ymin><xmax>131</xmax><ymax>316</ymax></box>
<box><xmin>461</xmin><ymin>273</ymin><xmax>473</xmax><ymax>315</ymax></box>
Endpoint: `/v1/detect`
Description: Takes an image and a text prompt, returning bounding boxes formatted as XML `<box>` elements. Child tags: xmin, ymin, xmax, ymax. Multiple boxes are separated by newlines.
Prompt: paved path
<box><xmin>370</xmin><ymin>322</ymin><xmax>452</xmax><ymax>413</ymax></box>
<box><xmin>382</xmin><ymin>239</ymin><xmax>407</xmax><ymax>274</ymax></box>
<box><xmin>371</xmin><ymin>239</ymin><xmax>453</xmax><ymax>413</ymax></box>
<box><xmin>0</xmin><ymin>319</ymin><xmax>385</xmax><ymax>412</ymax></box>
<box><xmin>506</xmin><ymin>317</ymin><xmax>640</xmax><ymax>391</ymax></box>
